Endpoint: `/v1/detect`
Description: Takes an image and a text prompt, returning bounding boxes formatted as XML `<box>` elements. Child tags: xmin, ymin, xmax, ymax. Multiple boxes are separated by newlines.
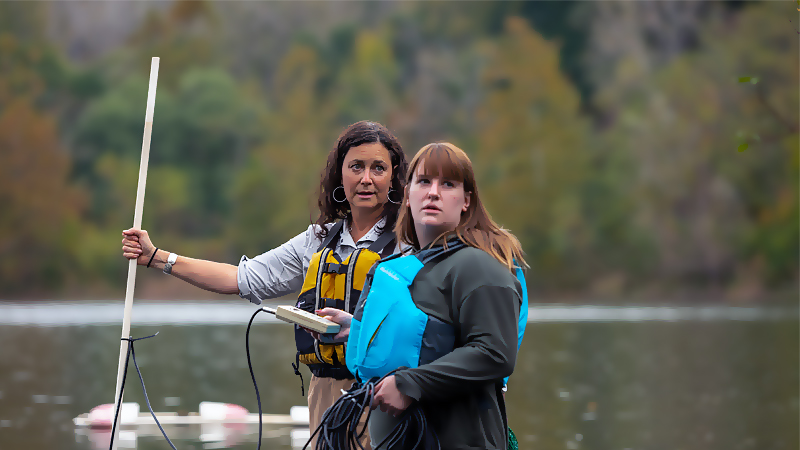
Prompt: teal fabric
<box><xmin>504</xmin><ymin>265</ymin><xmax>529</xmax><ymax>387</ymax></box>
<box><xmin>348</xmin><ymin>254</ymin><xmax>529</xmax><ymax>386</ymax></box>
<box><xmin>346</xmin><ymin>255</ymin><xmax>426</xmax><ymax>381</ymax></box>
<box><xmin>508</xmin><ymin>427</ymin><xmax>519</xmax><ymax>450</ymax></box>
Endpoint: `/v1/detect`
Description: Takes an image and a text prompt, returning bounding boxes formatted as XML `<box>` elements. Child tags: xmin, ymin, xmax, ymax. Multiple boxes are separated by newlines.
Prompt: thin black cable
<box><xmin>304</xmin><ymin>380</ymin><xmax>373</xmax><ymax>450</ymax></box>
<box><xmin>370</xmin><ymin>393</ymin><xmax>440</xmax><ymax>450</ymax></box>
<box><xmin>246</xmin><ymin>308</ymin><xmax>265</xmax><ymax>450</ymax></box>
<box><xmin>108</xmin><ymin>339</ymin><xmax>132</xmax><ymax>450</ymax></box>
<box><xmin>127</xmin><ymin>333</ymin><xmax>177</xmax><ymax>450</ymax></box>
<box><xmin>108</xmin><ymin>333</ymin><xmax>176</xmax><ymax>450</ymax></box>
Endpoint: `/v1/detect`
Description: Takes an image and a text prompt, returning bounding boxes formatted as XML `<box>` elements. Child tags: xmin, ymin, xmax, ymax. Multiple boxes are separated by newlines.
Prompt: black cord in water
<box><xmin>246</xmin><ymin>308</ymin><xmax>266</xmax><ymax>450</ymax></box>
<box><xmin>108</xmin><ymin>332</ymin><xmax>177</xmax><ymax>450</ymax></box>
<box><xmin>108</xmin><ymin>338</ymin><xmax>132</xmax><ymax>449</ymax></box>
<box><xmin>304</xmin><ymin>372</ymin><xmax>441</xmax><ymax>450</ymax></box>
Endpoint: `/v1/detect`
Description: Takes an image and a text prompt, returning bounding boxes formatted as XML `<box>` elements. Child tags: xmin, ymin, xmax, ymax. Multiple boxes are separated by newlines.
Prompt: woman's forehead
<box><xmin>344</xmin><ymin>142</ymin><xmax>390</xmax><ymax>162</ymax></box>
<box><xmin>415</xmin><ymin>157</ymin><xmax>463</xmax><ymax>181</ymax></box>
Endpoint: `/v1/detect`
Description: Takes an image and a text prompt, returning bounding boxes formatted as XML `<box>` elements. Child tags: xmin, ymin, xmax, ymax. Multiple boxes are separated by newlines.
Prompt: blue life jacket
<box><xmin>346</xmin><ymin>242</ymin><xmax>528</xmax><ymax>383</ymax></box>
<box><xmin>507</xmin><ymin>265</ymin><xmax>528</xmax><ymax>386</ymax></box>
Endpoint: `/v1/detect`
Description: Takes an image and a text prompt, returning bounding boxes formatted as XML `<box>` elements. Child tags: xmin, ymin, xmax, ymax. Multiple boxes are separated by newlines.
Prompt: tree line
<box><xmin>0</xmin><ymin>1</ymin><xmax>795</xmax><ymax>302</ymax></box>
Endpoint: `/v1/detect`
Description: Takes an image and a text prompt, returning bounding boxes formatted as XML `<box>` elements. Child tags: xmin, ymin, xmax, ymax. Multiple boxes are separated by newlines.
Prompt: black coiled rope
<box><xmin>108</xmin><ymin>332</ymin><xmax>177</xmax><ymax>450</ymax></box>
<box><xmin>305</xmin><ymin>378</ymin><xmax>375</xmax><ymax>450</ymax></box>
<box><xmin>304</xmin><ymin>372</ymin><xmax>441</xmax><ymax>450</ymax></box>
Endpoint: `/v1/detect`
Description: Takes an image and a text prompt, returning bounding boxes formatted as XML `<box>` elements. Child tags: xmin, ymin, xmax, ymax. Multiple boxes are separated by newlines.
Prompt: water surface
<box><xmin>0</xmin><ymin>302</ymin><xmax>796</xmax><ymax>450</ymax></box>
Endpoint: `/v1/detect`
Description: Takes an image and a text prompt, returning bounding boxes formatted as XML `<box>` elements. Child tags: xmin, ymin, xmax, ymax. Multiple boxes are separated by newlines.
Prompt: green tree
<box><xmin>231</xmin><ymin>43</ymin><xmax>334</xmax><ymax>257</ymax></box>
<box><xmin>0</xmin><ymin>99</ymin><xmax>85</xmax><ymax>294</ymax></box>
<box><xmin>331</xmin><ymin>30</ymin><xmax>402</xmax><ymax>125</ymax></box>
<box><xmin>74</xmin><ymin>68</ymin><xmax>264</xmax><ymax>236</ymax></box>
<box><xmin>125</xmin><ymin>0</ymin><xmax>220</xmax><ymax>89</ymax></box>
<box><xmin>472</xmin><ymin>17</ymin><xmax>594</xmax><ymax>290</ymax></box>
<box><xmin>0</xmin><ymin>6</ymin><xmax>98</xmax><ymax>295</ymax></box>
<box><xmin>593</xmin><ymin>2</ymin><xmax>798</xmax><ymax>296</ymax></box>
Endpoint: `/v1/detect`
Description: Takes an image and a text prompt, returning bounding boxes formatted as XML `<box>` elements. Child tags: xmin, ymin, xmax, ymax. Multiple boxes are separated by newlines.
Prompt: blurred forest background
<box><xmin>0</xmin><ymin>1</ymin><xmax>796</xmax><ymax>303</ymax></box>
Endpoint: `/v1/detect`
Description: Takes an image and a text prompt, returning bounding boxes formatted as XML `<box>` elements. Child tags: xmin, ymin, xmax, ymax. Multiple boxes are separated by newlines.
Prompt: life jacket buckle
<box><xmin>322</xmin><ymin>262</ymin><xmax>348</xmax><ymax>274</ymax></box>
<box><xmin>320</xmin><ymin>298</ymin><xmax>345</xmax><ymax>309</ymax></box>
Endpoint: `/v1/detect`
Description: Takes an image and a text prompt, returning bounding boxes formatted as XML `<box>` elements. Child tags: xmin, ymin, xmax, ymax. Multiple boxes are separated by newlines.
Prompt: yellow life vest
<box><xmin>293</xmin><ymin>221</ymin><xmax>396</xmax><ymax>379</ymax></box>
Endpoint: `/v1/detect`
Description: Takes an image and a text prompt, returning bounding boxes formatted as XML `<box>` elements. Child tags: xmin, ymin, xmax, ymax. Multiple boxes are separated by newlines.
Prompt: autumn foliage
<box><xmin>0</xmin><ymin>1</ymin><xmax>795</xmax><ymax>301</ymax></box>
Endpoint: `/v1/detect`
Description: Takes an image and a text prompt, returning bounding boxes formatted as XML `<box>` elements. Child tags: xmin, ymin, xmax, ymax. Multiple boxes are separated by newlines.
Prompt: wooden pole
<box><xmin>111</xmin><ymin>57</ymin><xmax>159</xmax><ymax>450</ymax></box>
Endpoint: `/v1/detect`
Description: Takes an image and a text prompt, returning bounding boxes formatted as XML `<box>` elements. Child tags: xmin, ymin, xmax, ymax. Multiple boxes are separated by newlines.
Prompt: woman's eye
<box><xmin>443</xmin><ymin>181</ymin><xmax>455</xmax><ymax>188</ymax></box>
<box><xmin>350</xmin><ymin>163</ymin><xmax>363</xmax><ymax>170</ymax></box>
<box><xmin>373</xmin><ymin>165</ymin><xmax>386</xmax><ymax>173</ymax></box>
<box><xmin>417</xmin><ymin>178</ymin><xmax>430</xmax><ymax>185</ymax></box>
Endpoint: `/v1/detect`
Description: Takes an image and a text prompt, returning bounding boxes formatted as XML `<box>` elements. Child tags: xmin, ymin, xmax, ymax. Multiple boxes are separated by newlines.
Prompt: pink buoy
<box><xmin>87</xmin><ymin>403</ymin><xmax>140</xmax><ymax>428</ymax></box>
<box><xmin>198</xmin><ymin>401</ymin><xmax>248</xmax><ymax>420</ymax></box>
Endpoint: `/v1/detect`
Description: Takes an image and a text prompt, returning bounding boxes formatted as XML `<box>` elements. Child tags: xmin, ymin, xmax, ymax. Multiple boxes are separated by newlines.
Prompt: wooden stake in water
<box><xmin>111</xmin><ymin>57</ymin><xmax>159</xmax><ymax>450</ymax></box>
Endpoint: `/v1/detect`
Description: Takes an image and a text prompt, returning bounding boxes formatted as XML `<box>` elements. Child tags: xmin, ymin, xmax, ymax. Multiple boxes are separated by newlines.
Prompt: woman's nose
<box><xmin>360</xmin><ymin>171</ymin><xmax>373</xmax><ymax>185</ymax></box>
<box><xmin>427</xmin><ymin>181</ymin><xmax>440</xmax><ymax>197</ymax></box>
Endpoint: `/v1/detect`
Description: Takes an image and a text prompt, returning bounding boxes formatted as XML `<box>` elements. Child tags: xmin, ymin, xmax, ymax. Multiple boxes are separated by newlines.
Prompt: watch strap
<box><xmin>163</xmin><ymin>252</ymin><xmax>178</xmax><ymax>274</ymax></box>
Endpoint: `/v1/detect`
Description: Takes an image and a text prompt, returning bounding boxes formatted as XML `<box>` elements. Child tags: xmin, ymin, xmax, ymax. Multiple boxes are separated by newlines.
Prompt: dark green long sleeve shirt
<box><xmin>390</xmin><ymin>244</ymin><xmax>523</xmax><ymax>450</ymax></box>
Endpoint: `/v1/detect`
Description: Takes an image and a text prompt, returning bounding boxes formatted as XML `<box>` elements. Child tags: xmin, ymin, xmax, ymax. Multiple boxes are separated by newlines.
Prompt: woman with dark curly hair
<box><xmin>122</xmin><ymin>120</ymin><xmax>408</xmax><ymax>449</ymax></box>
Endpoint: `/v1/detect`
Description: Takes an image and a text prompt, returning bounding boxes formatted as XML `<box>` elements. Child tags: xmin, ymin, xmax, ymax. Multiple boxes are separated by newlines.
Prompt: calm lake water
<box><xmin>0</xmin><ymin>301</ymin><xmax>797</xmax><ymax>450</ymax></box>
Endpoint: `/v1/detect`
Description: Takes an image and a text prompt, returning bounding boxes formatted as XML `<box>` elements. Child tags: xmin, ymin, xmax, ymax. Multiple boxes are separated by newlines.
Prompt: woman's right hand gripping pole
<box><xmin>122</xmin><ymin>228</ymin><xmax>156</xmax><ymax>266</ymax></box>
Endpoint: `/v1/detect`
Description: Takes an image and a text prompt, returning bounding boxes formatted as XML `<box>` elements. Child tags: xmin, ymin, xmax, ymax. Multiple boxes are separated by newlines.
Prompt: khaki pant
<box><xmin>307</xmin><ymin>375</ymin><xmax>372</xmax><ymax>450</ymax></box>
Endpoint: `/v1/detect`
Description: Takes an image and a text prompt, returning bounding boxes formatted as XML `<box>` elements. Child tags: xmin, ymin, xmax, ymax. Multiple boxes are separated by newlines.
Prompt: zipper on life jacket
<box><xmin>367</xmin><ymin>317</ymin><xmax>387</xmax><ymax>351</ymax></box>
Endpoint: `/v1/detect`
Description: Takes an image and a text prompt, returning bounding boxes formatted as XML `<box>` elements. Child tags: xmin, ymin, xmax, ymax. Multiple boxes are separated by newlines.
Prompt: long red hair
<box><xmin>395</xmin><ymin>142</ymin><xmax>527</xmax><ymax>272</ymax></box>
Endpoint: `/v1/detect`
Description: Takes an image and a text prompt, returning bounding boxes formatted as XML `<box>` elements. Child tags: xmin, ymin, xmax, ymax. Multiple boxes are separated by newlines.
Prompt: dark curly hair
<box><xmin>314</xmin><ymin>121</ymin><xmax>408</xmax><ymax>240</ymax></box>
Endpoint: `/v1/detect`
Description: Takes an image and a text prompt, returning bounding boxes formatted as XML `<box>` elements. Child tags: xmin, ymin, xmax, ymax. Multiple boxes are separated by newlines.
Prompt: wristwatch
<box><xmin>163</xmin><ymin>253</ymin><xmax>178</xmax><ymax>275</ymax></box>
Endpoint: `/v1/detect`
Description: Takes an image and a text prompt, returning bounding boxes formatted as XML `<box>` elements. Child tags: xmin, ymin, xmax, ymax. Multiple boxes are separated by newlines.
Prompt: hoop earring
<box><xmin>332</xmin><ymin>186</ymin><xmax>347</xmax><ymax>203</ymax></box>
<box><xmin>387</xmin><ymin>188</ymin><xmax>402</xmax><ymax>205</ymax></box>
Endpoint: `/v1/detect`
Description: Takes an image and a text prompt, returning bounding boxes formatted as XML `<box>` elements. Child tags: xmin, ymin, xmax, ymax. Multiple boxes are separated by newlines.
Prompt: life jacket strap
<box><xmin>416</xmin><ymin>240</ymin><xmax>467</xmax><ymax>264</ymax></box>
<box><xmin>344</xmin><ymin>249</ymin><xmax>361</xmax><ymax>313</ymax></box>
<box><xmin>319</xmin><ymin>297</ymin><xmax>345</xmax><ymax>310</ymax></box>
<box><xmin>317</xmin><ymin>221</ymin><xmax>345</xmax><ymax>251</ymax></box>
<box><xmin>380</xmin><ymin>238</ymin><xmax>396</xmax><ymax>259</ymax></box>
<box><xmin>368</xmin><ymin>227</ymin><xmax>396</xmax><ymax>253</ymax></box>
<box><xmin>317</xmin><ymin>220</ymin><xmax>395</xmax><ymax>254</ymax></box>
<box><xmin>313</xmin><ymin>248</ymin><xmax>332</xmax><ymax>311</ymax></box>
<box><xmin>291</xmin><ymin>352</ymin><xmax>305</xmax><ymax>396</ymax></box>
